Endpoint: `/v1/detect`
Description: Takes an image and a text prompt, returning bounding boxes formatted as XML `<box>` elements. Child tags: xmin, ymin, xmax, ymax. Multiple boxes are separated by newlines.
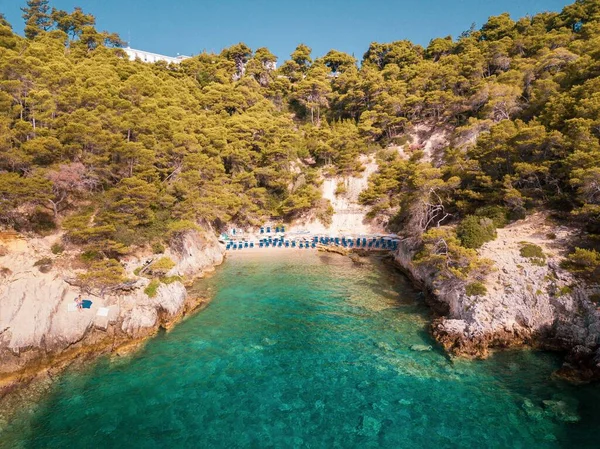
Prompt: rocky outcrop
<box><xmin>393</xmin><ymin>213</ymin><xmax>600</xmax><ymax>381</ymax></box>
<box><xmin>166</xmin><ymin>230</ymin><xmax>224</xmax><ymax>280</ymax></box>
<box><xmin>0</xmin><ymin>229</ymin><xmax>224</xmax><ymax>393</ymax></box>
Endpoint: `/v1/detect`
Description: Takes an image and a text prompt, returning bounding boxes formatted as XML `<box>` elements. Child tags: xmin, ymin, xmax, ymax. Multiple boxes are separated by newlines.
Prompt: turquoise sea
<box><xmin>2</xmin><ymin>252</ymin><xmax>600</xmax><ymax>448</ymax></box>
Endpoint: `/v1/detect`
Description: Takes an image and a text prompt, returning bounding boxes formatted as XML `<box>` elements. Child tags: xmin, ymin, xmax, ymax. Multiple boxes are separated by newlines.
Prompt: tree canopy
<box><xmin>1</xmin><ymin>0</ymin><xmax>600</xmax><ymax>283</ymax></box>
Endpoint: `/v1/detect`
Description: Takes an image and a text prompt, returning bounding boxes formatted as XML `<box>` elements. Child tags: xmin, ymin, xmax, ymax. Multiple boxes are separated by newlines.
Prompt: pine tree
<box><xmin>21</xmin><ymin>0</ymin><xmax>52</xmax><ymax>39</ymax></box>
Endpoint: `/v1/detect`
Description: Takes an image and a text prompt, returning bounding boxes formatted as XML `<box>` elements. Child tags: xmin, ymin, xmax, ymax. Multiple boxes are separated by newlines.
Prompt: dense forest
<box><xmin>1</xmin><ymin>0</ymin><xmax>599</xmax><ymax>287</ymax></box>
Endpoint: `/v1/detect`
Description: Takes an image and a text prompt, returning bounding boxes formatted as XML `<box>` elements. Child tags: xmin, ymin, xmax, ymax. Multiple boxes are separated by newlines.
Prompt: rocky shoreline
<box><xmin>390</xmin><ymin>214</ymin><xmax>600</xmax><ymax>382</ymax></box>
<box><xmin>0</xmin><ymin>229</ymin><xmax>225</xmax><ymax>398</ymax></box>
<box><xmin>3</xmin><ymin>211</ymin><xmax>600</xmax><ymax>407</ymax></box>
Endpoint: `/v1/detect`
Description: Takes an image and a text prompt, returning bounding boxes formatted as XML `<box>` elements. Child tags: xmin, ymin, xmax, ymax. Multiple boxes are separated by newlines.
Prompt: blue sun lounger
<box><xmin>292</xmin><ymin>241</ymin><xmax>296</xmax><ymax>247</ymax></box>
<box><xmin>266</xmin><ymin>227</ymin><xmax>271</xmax><ymax>233</ymax></box>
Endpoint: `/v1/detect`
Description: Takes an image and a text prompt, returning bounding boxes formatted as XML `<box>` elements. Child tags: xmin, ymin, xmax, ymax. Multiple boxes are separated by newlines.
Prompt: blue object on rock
<box><xmin>81</xmin><ymin>300</ymin><xmax>92</xmax><ymax>309</ymax></box>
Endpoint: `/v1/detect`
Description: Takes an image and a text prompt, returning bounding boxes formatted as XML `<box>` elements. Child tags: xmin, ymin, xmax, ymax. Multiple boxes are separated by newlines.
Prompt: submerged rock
<box><xmin>409</xmin><ymin>344</ymin><xmax>432</xmax><ymax>352</ymax></box>
<box><xmin>542</xmin><ymin>399</ymin><xmax>581</xmax><ymax>423</ymax></box>
<box><xmin>522</xmin><ymin>398</ymin><xmax>544</xmax><ymax>421</ymax></box>
<box><xmin>356</xmin><ymin>414</ymin><xmax>382</xmax><ymax>437</ymax></box>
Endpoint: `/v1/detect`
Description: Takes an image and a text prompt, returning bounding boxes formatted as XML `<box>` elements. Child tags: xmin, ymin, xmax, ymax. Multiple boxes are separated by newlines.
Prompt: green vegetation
<box><xmin>148</xmin><ymin>257</ymin><xmax>176</xmax><ymax>276</ymax></box>
<box><xmin>76</xmin><ymin>259</ymin><xmax>127</xmax><ymax>292</ymax></box>
<box><xmin>160</xmin><ymin>275</ymin><xmax>183</xmax><ymax>285</ymax></box>
<box><xmin>520</xmin><ymin>243</ymin><xmax>545</xmax><ymax>259</ymax></box>
<box><xmin>414</xmin><ymin>227</ymin><xmax>492</xmax><ymax>288</ymax></box>
<box><xmin>335</xmin><ymin>181</ymin><xmax>347</xmax><ymax>196</ymax></box>
<box><xmin>1</xmin><ymin>0</ymin><xmax>599</xmax><ymax>291</ymax></box>
<box><xmin>33</xmin><ymin>257</ymin><xmax>52</xmax><ymax>272</ymax></box>
<box><xmin>475</xmin><ymin>206</ymin><xmax>509</xmax><ymax>229</ymax></box>
<box><xmin>520</xmin><ymin>243</ymin><xmax>547</xmax><ymax>266</ymax></box>
<box><xmin>144</xmin><ymin>279</ymin><xmax>161</xmax><ymax>298</ymax></box>
<box><xmin>561</xmin><ymin>248</ymin><xmax>600</xmax><ymax>280</ymax></box>
<box><xmin>557</xmin><ymin>285</ymin><xmax>574</xmax><ymax>297</ymax></box>
<box><xmin>151</xmin><ymin>242</ymin><xmax>165</xmax><ymax>254</ymax></box>
<box><xmin>466</xmin><ymin>282</ymin><xmax>488</xmax><ymax>297</ymax></box>
<box><xmin>456</xmin><ymin>216</ymin><xmax>497</xmax><ymax>249</ymax></box>
<box><xmin>50</xmin><ymin>242</ymin><xmax>64</xmax><ymax>254</ymax></box>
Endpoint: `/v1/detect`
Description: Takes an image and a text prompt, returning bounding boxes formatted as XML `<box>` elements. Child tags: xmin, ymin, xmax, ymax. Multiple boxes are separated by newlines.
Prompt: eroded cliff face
<box><xmin>393</xmin><ymin>213</ymin><xmax>600</xmax><ymax>381</ymax></box>
<box><xmin>0</xmin><ymin>229</ymin><xmax>224</xmax><ymax>390</ymax></box>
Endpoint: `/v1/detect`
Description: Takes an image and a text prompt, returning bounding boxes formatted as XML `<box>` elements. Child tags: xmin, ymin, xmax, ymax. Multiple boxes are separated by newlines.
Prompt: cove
<box><xmin>2</xmin><ymin>252</ymin><xmax>600</xmax><ymax>448</ymax></box>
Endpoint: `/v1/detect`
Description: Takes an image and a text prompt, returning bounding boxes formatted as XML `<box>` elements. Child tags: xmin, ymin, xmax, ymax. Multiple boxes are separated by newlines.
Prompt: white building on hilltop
<box><xmin>122</xmin><ymin>47</ymin><xmax>191</xmax><ymax>64</ymax></box>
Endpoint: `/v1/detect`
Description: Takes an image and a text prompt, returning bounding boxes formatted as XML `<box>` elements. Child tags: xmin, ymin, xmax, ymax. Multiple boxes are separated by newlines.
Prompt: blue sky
<box><xmin>2</xmin><ymin>0</ymin><xmax>572</xmax><ymax>60</ymax></box>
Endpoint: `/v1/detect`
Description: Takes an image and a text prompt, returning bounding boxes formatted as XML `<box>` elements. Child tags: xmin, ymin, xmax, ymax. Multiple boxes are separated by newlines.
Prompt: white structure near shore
<box><xmin>122</xmin><ymin>47</ymin><xmax>191</xmax><ymax>64</ymax></box>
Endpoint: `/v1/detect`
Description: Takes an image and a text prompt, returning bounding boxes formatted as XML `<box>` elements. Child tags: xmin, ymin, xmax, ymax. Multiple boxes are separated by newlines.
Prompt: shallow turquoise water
<box><xmin>3</xmin><ymin>252</ymin><xmax>600</xmax><ymax>448</ymax></box>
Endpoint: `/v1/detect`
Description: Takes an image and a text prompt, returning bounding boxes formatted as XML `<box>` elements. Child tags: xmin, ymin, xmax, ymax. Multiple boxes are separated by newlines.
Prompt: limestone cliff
<box><xmin>392</xmin><ymin>213</ymin><xmax>600</xmax><ymax>381</ymax></box>
<box><xmin>0</xmin><ymin>229</ymin><xmax>224</xmax><ymax>391</ymax></box>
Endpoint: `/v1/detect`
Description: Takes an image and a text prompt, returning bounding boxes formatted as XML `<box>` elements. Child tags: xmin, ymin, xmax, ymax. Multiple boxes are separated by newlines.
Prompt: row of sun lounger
<box><xmin>225</xmin><ymin>236</ymin><xmax>398</xmax><ymax>251</ymax></box>
<box><xmin>259</xmin><ymin>226</ymin><xmax>285</xmax><ymax>234</ymax></box>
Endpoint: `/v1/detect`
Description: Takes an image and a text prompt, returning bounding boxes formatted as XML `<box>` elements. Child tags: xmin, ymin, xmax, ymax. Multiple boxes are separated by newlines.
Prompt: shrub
<box><xmin>466</xmin><ymin>282</ymin><xmax>487</xmax><ymax>296</ymax></box>
<box><xmin>475</xmin><ymin>205</ymin><xmax>509</xmax><ymax>228</ymax></box>
<box><xmin>149</xmin><ymin>257</ymin><xmax>176</xmax><ymax>276</ymax></box>
<box><xmin>316</xmin><ymin>200</ymin><xmax>334</xmax><ymax>227</ymax></box>
<box><xmin>144</xmin><ymin>279</ymin><xmax>161</xmax><ymax>298</ymax></box>
<box><xmin>51</xmin><ymin>242</ymin><xmax>64</xmax><ymax>255</ymax></box>
<box><xmin>81</xmin><ymin>250</ymin><xmax>101</xmax><ymax>262</ymax></box>
<box><xmin>557</xmin><ymin>285</ymin><xmax>573</xmax><ymax>297</ymax></box>
<box><xmin>457</xmin><ymin>216</ymin><xmax>497</xmax><ymax>249</ymax></box>
<box><xmin>29</xmin><ymin>208</ymin><xmax>56</xmax><ymax>234</ymax></box>
<box><xmin>335</xmin><ymin>181</ymin><xmax>347</xmax><ymax>196</ymax></box>
<box><xmin>520</xmin><ymin>243</ymin><xmax>545</xmax><ymax>259</ymax></box>
<box><xmin>415</xmin><ymin>227</ymin><xmax>493</xmax><ymax>285</ymax></box>
<box><xmin>508</xmin><ymin>207</ymin><xmax>527</xmax><ymax>221</ymax></box>
<box><xmin>77</xmin><ymin>259</ymin><xmax>127</xmax><ymax>291</ymax></box>
<box><xmin>34</xmin><ymin>257</ymin><xmax>53</xmax><ymax>273</ymax></box>
<box><xmin>160</xmin><ymin>275</ymin><xmax>183</xmax><ymax>284</ymax></box>
<box><xmin>151</xmin><ymin>242</ymin><xmax>165</xmax><ymax>254</ymax></box>
<box><xmin>561</xmin><ymin>248</ymin><xmax>600</xmax><ymax>279</ymax></box>
<box><xmin>519</xmin><ymin>243</ymin><xmax>546</xmax><ymax>266</ymax></box>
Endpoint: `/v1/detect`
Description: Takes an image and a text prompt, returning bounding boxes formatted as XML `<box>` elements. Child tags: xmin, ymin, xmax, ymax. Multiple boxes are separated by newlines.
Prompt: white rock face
<box><xmin>393</xmin><ymin>213</ymin><xmax>600</xmax><ymax>359</ymax></box>
<box><xmin>166</xmin><ymin>230</ymin><xmax>224</xmax><ymax>278</ymax></box>
<box><xmin>0</xmin><ymin>229</ymin><xmax>223</xmax><ymax>378</ymax></box>
<box><xmin>288</xmin><ymin>155</ymin><xmax>384</xmax><ymax>235</ymax></box>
